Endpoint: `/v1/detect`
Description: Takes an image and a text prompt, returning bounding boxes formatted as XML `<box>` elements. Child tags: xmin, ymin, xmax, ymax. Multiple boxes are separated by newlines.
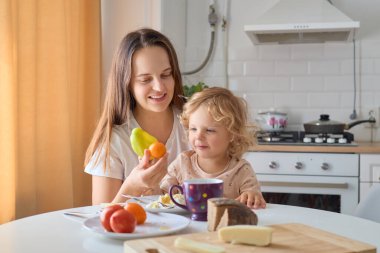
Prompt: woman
<box><xmin>84</xmin><ymin>28</ymin><xmax>189</xmax><ymax>204</ymax></box>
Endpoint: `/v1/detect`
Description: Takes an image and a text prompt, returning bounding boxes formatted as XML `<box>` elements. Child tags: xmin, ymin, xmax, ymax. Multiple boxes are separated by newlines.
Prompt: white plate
<box><xmin>83</xmin><ymin>212</ymin><xmax>190</xmax><ymax>240</ymax></box>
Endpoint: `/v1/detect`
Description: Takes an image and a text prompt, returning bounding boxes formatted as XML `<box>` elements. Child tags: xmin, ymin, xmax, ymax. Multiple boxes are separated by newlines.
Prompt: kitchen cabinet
<box><xmin>359</xmin><ymin>154</ymin><xmax>380</xmax><ymax>201</ymax></box>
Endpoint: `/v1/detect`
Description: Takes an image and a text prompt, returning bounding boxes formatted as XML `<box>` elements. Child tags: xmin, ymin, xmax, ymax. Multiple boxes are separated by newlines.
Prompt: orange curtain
<box><xmin>0</xmin><ymin>0</ymin><xmax>101</xmax><ymax>223</ymax></box>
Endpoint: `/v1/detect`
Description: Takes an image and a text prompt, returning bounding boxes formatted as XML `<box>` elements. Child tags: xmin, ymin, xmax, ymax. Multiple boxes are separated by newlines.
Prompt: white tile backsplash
<box><xmin>361</xmin><ymin>75</ymin><xmax>380</xmax><ymax>91</ymax></box>
<box><xmin>291</xmin><ymin>76</ymin><xmax>324</xmax><ymax>91</ymax></box>
<box><xmin>323</xmin><ymin>43</ymin><xmax>353</xmax><ymax>59</ymax></box>
<box><xmin>244</xmin><ymin>61</ymin><xmax>275</xmax><ymax>76</ymax></box>
<box><xmin>259</xmin><ymin>45</ymin><xmax>291</xmax><ymax>60</ymax></box>
<box><xmin>228</xmin><ymin>77</ymin><xmax>259</xmax><ymax>91</ymax></box>
<box><xmin>275</xmin><ymin>61</ymin><xmax>308</xmax><ymax>75</ymax></box>
<box><xmin>361</xmin><ymin>59</ymin><xmax>374</xmax><ymax>74</ymax></box>
<box><xmin>374</xmin><ymin>60</ymin><xmax>380</xmax><ymax>73</ymax></box>
<box><xmin>324</xmin><ymin>76</ymin><xmax>354</xmax><ymax>91</ymax></box>
<box><xmin>184</xmin><ymin>41</ymin><xmax>380</xmax><ymax>141</ymax></box>
<box><xmin>259</xmin><ymin>77</ymin><xmax>290</xmax><ymax>91</ymax></box>
<box><xmin>340</xmin><ymin>60</ymin><xmax>355</xmax><ymax>74</ymax></box>
<box><xmin>228</xmin><ymin>61</ymin><xmax>244</xmax><ymax>76</ymax></box>
<box><xmin>244</xmin><ymin>93</ymin><xmax>274</xmax><ymax>109</ymax></box>
<box><xmin>291</xmin><ymin>44</ymin><xmax>324</xmax><ymax>60</ymax></box>
<box><xmin>309</xmin><ymin>61</ymin><xmax>340</xmax><ymax>75</ymax></box>
<box><xmin>361</xmin><ymin>41</ymin><xmax>380</xmax><ymax>58</ymax></box>
<box><xmin>229</xmin><ymin>47</ymin><xmax>258</xmax><ymax>61</ymax></box>
<box><xmin>308</xmin><ymin>93</ymin><xmax>341</xmax><ymax>108</ymax></box>
<box><xmin>274</xmin><ymin>93</ymin><xmax>308</xmax><ymax>108</ymax></box>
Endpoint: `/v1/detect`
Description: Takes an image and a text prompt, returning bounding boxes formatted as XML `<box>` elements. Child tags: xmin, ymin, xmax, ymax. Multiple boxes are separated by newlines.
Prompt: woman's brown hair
<box><xmin>180</xmin><ymin>87</ymin><xmax>253</xmax><ymax>159</ymax></box>
<box><xmin>85</xmin><ymin>28</ymin><xmax>184</xmax><ymax>169</ymax></box>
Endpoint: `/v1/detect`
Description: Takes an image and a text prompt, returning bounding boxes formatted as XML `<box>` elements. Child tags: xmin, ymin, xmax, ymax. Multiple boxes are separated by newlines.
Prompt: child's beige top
<box><xmin>160</xmin><ymin>150</ymin><xmax>261</xmax><ymax>199</ymax></box>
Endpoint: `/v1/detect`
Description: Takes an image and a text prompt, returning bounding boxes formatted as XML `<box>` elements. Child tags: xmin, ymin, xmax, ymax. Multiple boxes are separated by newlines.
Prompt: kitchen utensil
<box><xmin>169</xmin><ymin>178</ymin><xmax>223</xmax><ymax>221</ymax></box>
<box><xmin>304</xmin><ymin>114</ymin><xmax>376</xmax><ymax>134</ymax></box>
<box><xmin>255</xmin><ymin>110</ymin><xmax>288</xmax><ymax>132</ymax></box>
<box><xmin>124</xmin><ymin>223</ymin><xmax>375</xmax><ymax>253</ymax></box>
<box><xmin>63</xmin><ymin>211</ymin><xmax>101</xmax><ymax>218</ymax></box>
<box><xmin>122</xmin><ymin>194</ymin><xmax>151</xmax><ymax>205</ymax></box>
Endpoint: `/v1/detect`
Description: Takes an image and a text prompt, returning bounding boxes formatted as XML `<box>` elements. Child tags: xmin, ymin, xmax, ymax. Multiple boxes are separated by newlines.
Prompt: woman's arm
<box><xmin>92</xmin><ymin>176</ymin><xmax>122</xmax><ymax>205</ymax></box>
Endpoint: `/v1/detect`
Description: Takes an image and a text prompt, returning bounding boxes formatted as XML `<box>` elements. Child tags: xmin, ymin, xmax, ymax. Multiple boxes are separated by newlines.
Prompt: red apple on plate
<box><xmin>100</xmin><ymin>205</ymin><xmax>123</xmax><ymax>232</ymax></box>
<box><xmin>110</xmin><ymin>209</ymin><xmax>137</xmax><ymax>233</ymax></box>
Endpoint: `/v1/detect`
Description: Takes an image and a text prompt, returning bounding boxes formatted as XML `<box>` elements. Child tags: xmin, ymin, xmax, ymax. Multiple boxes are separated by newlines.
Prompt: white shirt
<box><xmin>84</xmin><ymin>108</ymin><xmax>189</xmax><ymax>180</ymax></box>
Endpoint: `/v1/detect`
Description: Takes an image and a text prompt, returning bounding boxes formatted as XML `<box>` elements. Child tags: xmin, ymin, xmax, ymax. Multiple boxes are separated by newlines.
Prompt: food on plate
<box><xmin>124</xmin><ymin>202</ymin><xmax>147</xmax><ymax>224</ymax></box>
<box><xmin>130</xmin><ymin>128</ymin><xmax>157</xmax><ymax>157</ymax></box>
<box><xmin>100</xmin><ymin>204</ymin><xmax>123</xmax><ymax>232</ymax></box>
<box><xmin>218</xmin><ymin>225</ymin><xmax>273</xmax><ymax>246</ymax></box>
<box><xmin>110</xmin><ymin>209</ymin><xmax>137</xmax><ymax>233</ymax></box>
<box><xmin>207</xmin><ymin>198</ymin><xmax>258</xmax><ymax>231</ymax></box>
<box><xmin>146</xmin><ymin>193</ymin><xmax>185</xmax><ymax>209</ymax></box>
<box><xmin>174</xmin><ymin>237</ymin><xmax>225</xmax><ymax>253</ymax></box>
<box><xmin>149</xmin><ymin>141</ymin><xmax>166</xmax><ymax>159</ymax></box>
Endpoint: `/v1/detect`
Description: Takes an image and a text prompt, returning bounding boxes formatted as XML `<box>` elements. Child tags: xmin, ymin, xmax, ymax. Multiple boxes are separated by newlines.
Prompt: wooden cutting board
<box><xmin>124</xmin><ymin>223</ymin><xmax>376</xmax><ymax>253</ymax></box>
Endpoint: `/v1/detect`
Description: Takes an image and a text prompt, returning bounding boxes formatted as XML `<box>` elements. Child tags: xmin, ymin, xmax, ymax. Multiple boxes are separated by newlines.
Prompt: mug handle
<box><xmin>169</xmin><ymin>185</ymin><xmax>187</xmax><ymax>210</ymax></box>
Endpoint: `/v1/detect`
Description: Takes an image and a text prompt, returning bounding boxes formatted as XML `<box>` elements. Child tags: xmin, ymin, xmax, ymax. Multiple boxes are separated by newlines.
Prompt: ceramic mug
<box><xmin>169</xmin><ymin>178</ymin><xmax>223</xmax><ymax>221</ymax></box>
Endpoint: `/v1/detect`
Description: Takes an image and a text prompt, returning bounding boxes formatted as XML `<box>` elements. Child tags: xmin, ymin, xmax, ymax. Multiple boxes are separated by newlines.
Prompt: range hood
<box><xmin>244</xmin><ymin>0</ymin><xmax>360</xmax><ymax>45</ymax></box>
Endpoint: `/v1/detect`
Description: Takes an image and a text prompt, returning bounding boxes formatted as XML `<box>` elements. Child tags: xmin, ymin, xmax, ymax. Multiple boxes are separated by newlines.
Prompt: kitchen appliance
<box><xmin>304</xmin><ymin>114</ymin><xmax>376</xmax><ymax>134</ymax></box>
<box><xmin>255</xmin><ymin>110</ymin><xmax>288</xmax><ymax>132</ymax></box>
<box><xmin>124</xmin><ymin>223</ymin><xmax>375</xmax><ymax>253</ymax></box>
<box><xmin>256</xmin><ymin>131</ymin><xmax>357</xmax><ymax>146</ymax></box>
<box><xmin>244</xmin><ymin>0</ymin><xmax>360</xmax><ymax>44</ymax></box>
<box><xmin>245</xmin><ymin>152</ymin><xmax>359</xmax><ymax>215</ymax></box>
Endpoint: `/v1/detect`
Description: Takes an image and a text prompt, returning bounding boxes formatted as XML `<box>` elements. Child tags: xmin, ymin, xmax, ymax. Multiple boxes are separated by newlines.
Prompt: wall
<box><xmin>101</xmin><ymin>0</ymin><xmax>162</xmax><ymax>92</ymax></box>
<box><xmin>183</xmin><ymin>0</ymin><xmax>380</xmax><ymax>142</ymax></box>
<box><xmin>101</xmin><ymin>0</ymin><xmax>186</xmax><ymax>99</ymax></box>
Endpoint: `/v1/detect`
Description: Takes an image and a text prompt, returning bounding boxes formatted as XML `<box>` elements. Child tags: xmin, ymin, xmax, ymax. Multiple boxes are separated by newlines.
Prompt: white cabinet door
<box><xmin>359</xmin><ymin>154</ymin><xmax>380</xmax><ymax>201</ymax></box>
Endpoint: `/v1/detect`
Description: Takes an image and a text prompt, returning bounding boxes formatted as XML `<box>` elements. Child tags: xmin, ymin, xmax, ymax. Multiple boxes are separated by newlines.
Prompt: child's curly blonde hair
<box><xmin>180</xmin><ymin>87</ymin><xmax>254</xmax><ymax>159</ymax></box>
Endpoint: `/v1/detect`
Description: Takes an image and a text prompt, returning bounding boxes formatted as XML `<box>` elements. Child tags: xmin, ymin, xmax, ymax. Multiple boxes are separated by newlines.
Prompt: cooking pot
<box><xmin>256</xmin><ymin>110</ymin><xmax>288</xmax><ymax>132</ymax></box>
<box><xmin>304</xmin><ymin>114</ymin><xmax>376</xmax><ymax>134</ymax></box>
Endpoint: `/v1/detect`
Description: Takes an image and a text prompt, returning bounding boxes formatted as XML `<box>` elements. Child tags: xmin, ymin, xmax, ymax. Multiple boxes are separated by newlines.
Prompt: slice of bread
<box><xmin>207</xmin><ymin>198</ymin><xmax>258</xmax><ymax>231</ymax></box>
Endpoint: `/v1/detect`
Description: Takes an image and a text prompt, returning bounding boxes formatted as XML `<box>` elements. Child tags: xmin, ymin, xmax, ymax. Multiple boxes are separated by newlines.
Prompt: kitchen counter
<box><xmin>249</xmin><ymin>142</ymin><xmax>380</xmax><ymax>153</ymax></box>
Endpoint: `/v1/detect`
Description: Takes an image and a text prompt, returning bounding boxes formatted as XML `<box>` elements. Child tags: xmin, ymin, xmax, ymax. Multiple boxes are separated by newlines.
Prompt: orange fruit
<box><xmin>124</xmin><ymin>202</ymin><xmax>147</xmax><ymax>225</ymax></box>
<box><xmin>149</xmin><ymin>142</ymin><xmax>166</xmax><ymax>159</ymax></box>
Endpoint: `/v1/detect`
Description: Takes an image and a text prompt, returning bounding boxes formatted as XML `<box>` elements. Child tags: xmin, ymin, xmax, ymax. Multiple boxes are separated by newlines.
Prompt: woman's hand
<box><xmin>236</xmin><ymin>191</ymin><xmax>267</xmax><ymax>209</ymax></box>
<box><xmin>114</xmin><ymin>149</ymin><xmax>168</xmax><ymax>201</ymax></box>
<box><xmin>135</xmin><ymin>149</ymin><xmax>169</xmax><ymax>190</ymax></box>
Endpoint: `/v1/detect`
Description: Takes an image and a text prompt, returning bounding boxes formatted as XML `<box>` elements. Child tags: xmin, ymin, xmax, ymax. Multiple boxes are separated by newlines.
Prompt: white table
<box><xmin>1</xmin><ymin>204</ymin><xmax>379</xmax><ymax>253</ymax></box>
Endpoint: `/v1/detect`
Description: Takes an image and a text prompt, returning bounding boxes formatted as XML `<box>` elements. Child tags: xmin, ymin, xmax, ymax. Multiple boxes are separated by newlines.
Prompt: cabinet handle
<box><xmin>295</xmin><ymin>162</ymin><xmax>303</xmax><ymax>170</ymax></box>
<box><xmin>269</xmin><ymin>161</ymin><xmax>278</xmax><ymax>169</ymax></box>
<box><xmin>321</xmin><ymin>162</ymin><xmax>329</xmax><ymax>170</ymax></box>
<box><xmin>261</xmin><ymin>181</ymin><xmax>348</xmax><ymax>189</ymax></box>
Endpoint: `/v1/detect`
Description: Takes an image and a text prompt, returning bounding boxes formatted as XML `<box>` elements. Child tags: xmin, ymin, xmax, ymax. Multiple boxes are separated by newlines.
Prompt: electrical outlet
<box><xmin>364</xmin><ymin>107</ymin><xmax>380</xmax><ymax>128</ymax></box>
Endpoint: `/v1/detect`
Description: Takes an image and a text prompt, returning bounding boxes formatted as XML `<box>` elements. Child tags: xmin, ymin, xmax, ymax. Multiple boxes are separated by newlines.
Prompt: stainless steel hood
<box><xmin>244</xmin><ymin>0</ymin><xmax>360</xmax><ymax>45</ymax></box>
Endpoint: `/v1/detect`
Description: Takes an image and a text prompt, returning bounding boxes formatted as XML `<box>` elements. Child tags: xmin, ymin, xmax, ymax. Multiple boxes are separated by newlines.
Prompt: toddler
<box><xmin>160</xmin><ymin>87</ymin><xmax>266</xmax><ymax>209</ymax></box>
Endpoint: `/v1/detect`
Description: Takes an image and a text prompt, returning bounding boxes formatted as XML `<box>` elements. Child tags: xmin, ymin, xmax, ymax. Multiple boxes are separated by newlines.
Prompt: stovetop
<box><xmin>256</xmin><ymin>131</ymin><xmax>358</xmax><ymax>146</ymax></box>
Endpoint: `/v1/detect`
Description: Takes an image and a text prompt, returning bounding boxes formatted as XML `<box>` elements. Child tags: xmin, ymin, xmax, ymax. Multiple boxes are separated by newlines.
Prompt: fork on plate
<box><xmin>121</xmin><ymin>194</ymin><xmax>175</xmax><ymax>209</ymax></box>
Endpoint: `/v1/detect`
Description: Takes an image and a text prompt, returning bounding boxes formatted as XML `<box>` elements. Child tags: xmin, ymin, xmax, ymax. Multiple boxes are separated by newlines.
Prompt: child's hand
<box><xmin>236</xmin><ymin>191</ymin><xmax>267</xmax><ymax>209</ymax></box>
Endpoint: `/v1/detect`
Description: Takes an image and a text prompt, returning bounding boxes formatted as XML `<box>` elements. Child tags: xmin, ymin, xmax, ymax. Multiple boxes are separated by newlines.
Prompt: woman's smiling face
<box><xmin>130</xmin><ymin>46</ymin><xmax>174</xmax><ymax>113</ymax></box>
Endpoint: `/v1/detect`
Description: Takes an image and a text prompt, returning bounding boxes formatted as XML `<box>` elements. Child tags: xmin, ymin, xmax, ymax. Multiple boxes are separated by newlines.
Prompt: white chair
<box><xmin>354</xmin><ymin>184</ymin><xmax>380</xmax><ymax>223</ymax></box>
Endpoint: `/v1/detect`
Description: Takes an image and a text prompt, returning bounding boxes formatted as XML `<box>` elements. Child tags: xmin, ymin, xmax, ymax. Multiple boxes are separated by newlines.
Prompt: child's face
<box><xmin>188</xmin><ymin>105</ymin><xmax>232</xmax><ymax>160</ymax></box>
<box><xmin>130</xmin><ymin>46</ymin><xmax>175</xmax><ymax>113</ymax></box>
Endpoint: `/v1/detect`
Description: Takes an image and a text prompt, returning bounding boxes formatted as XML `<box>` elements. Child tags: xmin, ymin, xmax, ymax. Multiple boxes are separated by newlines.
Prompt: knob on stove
<box><xmin>327</xmin><ymin>138</ymin><xmax>335</xmax><ymax>144</ymax></box>
<box><xmin>338</xmin><ymin>138</ymin><xmax>347</xmax><ymax>144</ymax></box>
<box><xmin>303</xmin><ymin>137</ymin><xmax>312</xmax><ymax>143</ymax></box>
<box><xmin>315</xmin><ymin>137</ymin><xmax>324</xmax><ymax>143</ymax></box>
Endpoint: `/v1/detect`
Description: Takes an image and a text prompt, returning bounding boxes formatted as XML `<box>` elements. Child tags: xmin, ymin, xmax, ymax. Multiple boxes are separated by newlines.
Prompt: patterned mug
<box><xmin>169</xmin><ymin>178</ymin><xmax>224</xmax><ymax>221</ymax></box>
